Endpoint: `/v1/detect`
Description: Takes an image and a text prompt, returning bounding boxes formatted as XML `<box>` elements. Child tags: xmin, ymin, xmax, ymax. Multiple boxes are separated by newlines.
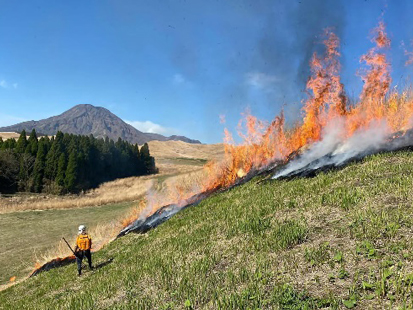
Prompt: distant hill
<box><xmin>0</xmin><ymin>104</ymin><xmax>201</xmax><ymax>145</ymax></box>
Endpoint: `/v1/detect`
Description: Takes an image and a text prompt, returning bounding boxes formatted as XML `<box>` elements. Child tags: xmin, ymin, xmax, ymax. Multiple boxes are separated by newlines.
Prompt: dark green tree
<box><xmin>16</xmin><ymin>130</ymin><xmax>28</xmax><ymax>153</ymax></box>
<box><xmin>3</xmin><ymin>138</ymin><xmax>16</xmax><ymax>149</ymax></box>
<box><xmin>133</xmin><ymin>144</ymin><xmax>143</xmax><ymax>174</ymax></box>
<box><xmin>0</xmin><ymin>150</ymin><xmax>19</xmax><ymax>192</ymax></box>
<box><xmin>27</xmin><ymin>129</ymin><xmax>38</xmax><ymax>155</ymax></box>
<box><xmin>65</xmin><ymin>150</ymin><xmax>78</xmax><ymax>192</ymax></box>
<box><xmin>18</xmin><ymin>153</ymin><xmax>35</xmax><ymax>191</ymax></box>
<box><xmin>45</xmin><ymin>131</ymin><xmax>64</xmax><ymax>180</ymax></box>
<box><xmin>55</xmin><ymin>153</ymin><xmax>66</xmax><ymax>189</ymax></box>
<box><xmin>32</xmin><ymin>138</ymin><xmax>47</xmax><ymax>192</ymax></box>
<box><xmin>140</xmin><ymin>143</ymin><xmax>157</xmax><ymax>174</ymax></box>
<box><xmin>43</xmin><ymin>136</ymin><xmax>51</xmax><ymax>153</ymax></box>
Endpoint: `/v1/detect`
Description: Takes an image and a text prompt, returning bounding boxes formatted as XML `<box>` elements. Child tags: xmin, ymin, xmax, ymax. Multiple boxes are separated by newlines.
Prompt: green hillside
<box><xmin>2</xmin><ymin>151</ymin><xmax>413</xmax><ymax>309</ymax></box>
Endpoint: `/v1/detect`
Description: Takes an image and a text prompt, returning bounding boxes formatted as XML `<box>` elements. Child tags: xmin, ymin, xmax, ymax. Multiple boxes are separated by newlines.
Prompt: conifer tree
<box><xmin>18</xmin><ymin>153</ymin><xmax>35</xmax><ymax>191</ymax></box>
<box><xmin>133</xmin><ymin>144</ymin><xmax>142</xmax><ymax>174</ymax></box>
<box><xmin>45</xmin><ymin>131</ymin><xmax>64</xmax><ymax>180</ymax></box>
<box><xmin>27</xmin><ymin>129</ymin><xmax>38</xmax><ymax>155</ymax></box>
<box><xmin>65</xmin><ymin>150</ymin><xmax>78</xmax><ymax>192</ymax></box>
<box><xmin>0</xmin><ymin>149</ymin><xmax>19</xmax><ymax>192</ymax></box>
<box><xmin>43</xmin><ymin>136</ymin><xmax>51</xmax><ymax>153</ymax></box>
<box><xmin>16</xmin><ymin>130</ymin><xmax>28</xmax><ymax>153</ymax></box>
<box><xmin>3</xmin><ymin>138</ymin><xmax>16</xmax><ymax>149</ymax></box>
<box><xmin>56</xmin><ymin>153</ymin><xmax>66</xmax><ymax>189</ymax></box>
<box><xmin>0</xmin><ymin>137</ymin><xmax>3</xmax><ymax>149</ymax></box>
<box><xmin>140</xmin><ymin>143</ymin><xmax>156</xmax><ymax>174</ymax></box>
<box><xmin>32</xmin><ymin>138</ymin><xmax>47</xmax><ymax>192</ymax></box>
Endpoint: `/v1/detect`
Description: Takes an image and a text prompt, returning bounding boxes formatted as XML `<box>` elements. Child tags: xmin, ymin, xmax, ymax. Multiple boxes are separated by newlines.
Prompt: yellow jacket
<box><xmin>75</xmin><ymin>234</ymin><xmax>92</xmax><ymax>251</ymax></box>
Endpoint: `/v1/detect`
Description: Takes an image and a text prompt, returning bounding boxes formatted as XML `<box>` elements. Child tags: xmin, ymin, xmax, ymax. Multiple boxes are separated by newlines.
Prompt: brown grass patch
<box><xmin>0</xmin><ymin>176</ymin><xmax>154</xmax><ymax>214</ymax></box>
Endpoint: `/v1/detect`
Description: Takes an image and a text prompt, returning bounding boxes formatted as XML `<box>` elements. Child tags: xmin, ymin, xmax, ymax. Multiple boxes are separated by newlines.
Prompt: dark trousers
<box><xmin>76</xmin><ymin>249</ymin><xmax>92</xmax><ymax>274</ymax></box>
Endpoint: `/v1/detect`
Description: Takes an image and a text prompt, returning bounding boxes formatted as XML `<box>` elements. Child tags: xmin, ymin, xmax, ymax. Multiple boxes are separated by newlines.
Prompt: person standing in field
<box><xmin>74</xmin><ymin>225</ymin><xmax>93</xmax><ymax>276</ymax></box>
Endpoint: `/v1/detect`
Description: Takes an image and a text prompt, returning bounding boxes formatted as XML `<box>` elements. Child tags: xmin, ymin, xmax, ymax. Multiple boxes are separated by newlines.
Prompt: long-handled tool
<box><xmin>62</xmin><ymin>237</ymin><xmax>78</xmax><ymax>257</ymax></box>
<box><xmin>62</xmin><ymin>237</ymin><xmax>86</xmax><ymax>269</ymax></box>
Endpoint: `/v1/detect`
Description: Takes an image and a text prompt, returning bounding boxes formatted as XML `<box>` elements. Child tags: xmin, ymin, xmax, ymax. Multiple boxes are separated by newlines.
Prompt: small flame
<box><xmin>9</xmin><ymin>276</ymin><xmax>16</xmax><ymax>282</ymax></box>
<box><xmin>237</xmin><ymin>168</ymin><xmax>247</xmax><ymax>178</ymax></box>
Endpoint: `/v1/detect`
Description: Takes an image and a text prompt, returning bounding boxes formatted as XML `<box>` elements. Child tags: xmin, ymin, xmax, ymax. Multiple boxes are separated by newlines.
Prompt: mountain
<box><xmin>0</xmin><ymin>104</ymin><xmax>201</xmax><ymax>144</ymax></box>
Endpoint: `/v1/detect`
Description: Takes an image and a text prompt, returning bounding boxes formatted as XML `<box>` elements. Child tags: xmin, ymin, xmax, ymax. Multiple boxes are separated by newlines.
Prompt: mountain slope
<box><xmin>0</xmin><ymin>104</ymin><xmax>201</xmax><ymax>145</ymax></box>
<box><xmin>1</xmin><ymin>151</ymin><xmax>413</xmax><ymax>308</ymax></box>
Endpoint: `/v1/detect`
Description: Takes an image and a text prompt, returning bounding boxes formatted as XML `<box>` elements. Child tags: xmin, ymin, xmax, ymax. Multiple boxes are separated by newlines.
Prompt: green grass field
<box><xmin>0</xmin><ymin>202</ymin><xmax>134</xmax><ymax>285</ymax></box>
<box><xmin>2</xmin><ymin>151</ymin><xmax>413</xmax><ymax>309</ymax></box>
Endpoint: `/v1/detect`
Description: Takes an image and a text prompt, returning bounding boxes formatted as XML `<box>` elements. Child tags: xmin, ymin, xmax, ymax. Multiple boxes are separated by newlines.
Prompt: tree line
<box><xmin>0</xmin><ymin>130</ymin><xmax>157</xmax><ymax>194</ymax></box>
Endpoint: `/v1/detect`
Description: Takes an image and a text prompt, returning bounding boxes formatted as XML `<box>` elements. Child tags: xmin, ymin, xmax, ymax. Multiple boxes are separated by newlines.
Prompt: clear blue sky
<box><xmin>0</xmin><ymin>0</ymin><xmax>412</xmax><ymax>143</ymax></box>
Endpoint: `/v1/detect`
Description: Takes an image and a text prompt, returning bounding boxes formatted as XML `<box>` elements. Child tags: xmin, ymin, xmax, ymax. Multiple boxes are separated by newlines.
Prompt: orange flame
<box><xmin>301</xmin><ymin>29</ymin><xmax>346</xmax><ymax>145</ymax></box>
<box><xmin>9</xmin><ymin>276</ymin><xmax>16</xmax><ymax>282</ymax></box>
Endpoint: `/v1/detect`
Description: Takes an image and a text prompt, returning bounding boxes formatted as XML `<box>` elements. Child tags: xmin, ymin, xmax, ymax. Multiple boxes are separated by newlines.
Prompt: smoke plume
<box><xmin>272</xmin><ymin>119</ymin><xmax>413</xmax><ymax>180</ymax></box>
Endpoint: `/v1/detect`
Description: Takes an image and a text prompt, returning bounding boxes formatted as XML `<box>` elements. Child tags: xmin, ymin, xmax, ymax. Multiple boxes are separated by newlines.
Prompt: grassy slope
<box><xmin>2</xmin><ymin>151</ymin><xmax>413</xmax><ymax>309</ymax></box>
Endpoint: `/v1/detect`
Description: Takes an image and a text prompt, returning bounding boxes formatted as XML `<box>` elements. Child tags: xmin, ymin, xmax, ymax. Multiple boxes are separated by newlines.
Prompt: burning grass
<box><xmin>3</xmin><ymin>151</ymin><xmax>413</xmax><ymax>308</ymax></box>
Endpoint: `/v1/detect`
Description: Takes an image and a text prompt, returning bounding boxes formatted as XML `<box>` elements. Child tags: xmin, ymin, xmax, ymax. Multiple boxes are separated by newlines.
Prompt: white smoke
<box><xmin>138</xmin><ymin>187</ymin><xmax>159</xmax><ymax>221</ymax></box>
<box><xmin>273</xmin><ymin>119</ymin><xmax>390</xmax><ymax>179</ymax></box>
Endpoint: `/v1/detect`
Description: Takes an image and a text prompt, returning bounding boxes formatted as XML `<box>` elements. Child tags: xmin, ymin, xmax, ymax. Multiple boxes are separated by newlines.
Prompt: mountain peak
<box><xmin>0</xmin><ymin>105</ymin><xmax>201</xmax><ymax>144</ymax></box>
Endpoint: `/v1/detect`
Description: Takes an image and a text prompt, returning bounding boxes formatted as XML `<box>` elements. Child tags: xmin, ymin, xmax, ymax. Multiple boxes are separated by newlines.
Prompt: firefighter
<box><xmin>74</xmin><ymin>225</ymin><xmax>93</xmax><ymax>276</ymax></box>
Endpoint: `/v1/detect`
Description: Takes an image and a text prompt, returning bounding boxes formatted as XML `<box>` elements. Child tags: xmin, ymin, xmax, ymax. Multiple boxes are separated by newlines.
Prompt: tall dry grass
<box><xmin>0</xmin><ymin>176</ymin><xmax>155</xmax><ymax>214</ymax></box>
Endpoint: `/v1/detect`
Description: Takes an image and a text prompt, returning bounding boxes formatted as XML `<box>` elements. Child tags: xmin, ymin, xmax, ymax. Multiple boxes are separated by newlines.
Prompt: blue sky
<box><xmin>0</xmin><ymin>0</ymin><xmax>412</xmax><ymax>143</ymax></box>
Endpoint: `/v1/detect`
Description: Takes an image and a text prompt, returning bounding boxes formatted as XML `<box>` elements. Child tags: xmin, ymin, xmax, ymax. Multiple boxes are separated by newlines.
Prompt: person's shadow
<box><xmin>94</xmin><ymin>258</ymin><xmax>114</xmax><ymax>270</ymax></box>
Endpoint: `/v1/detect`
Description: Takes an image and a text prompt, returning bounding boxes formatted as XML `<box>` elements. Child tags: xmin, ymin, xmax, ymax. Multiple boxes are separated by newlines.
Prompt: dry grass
<box><xmin>147</xmin><ymin>140</ymin><xmax>224</xmax><ymax>161</ymax></box>
<box><xmin>0</xmin><ymin>176</ymin><xmax>154</xmax><ymax>214</ymax></box>
<box><xmin>0</xmin><ymin>132</ymin><xmax>20</xmax><ymax>140</ymax></box>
